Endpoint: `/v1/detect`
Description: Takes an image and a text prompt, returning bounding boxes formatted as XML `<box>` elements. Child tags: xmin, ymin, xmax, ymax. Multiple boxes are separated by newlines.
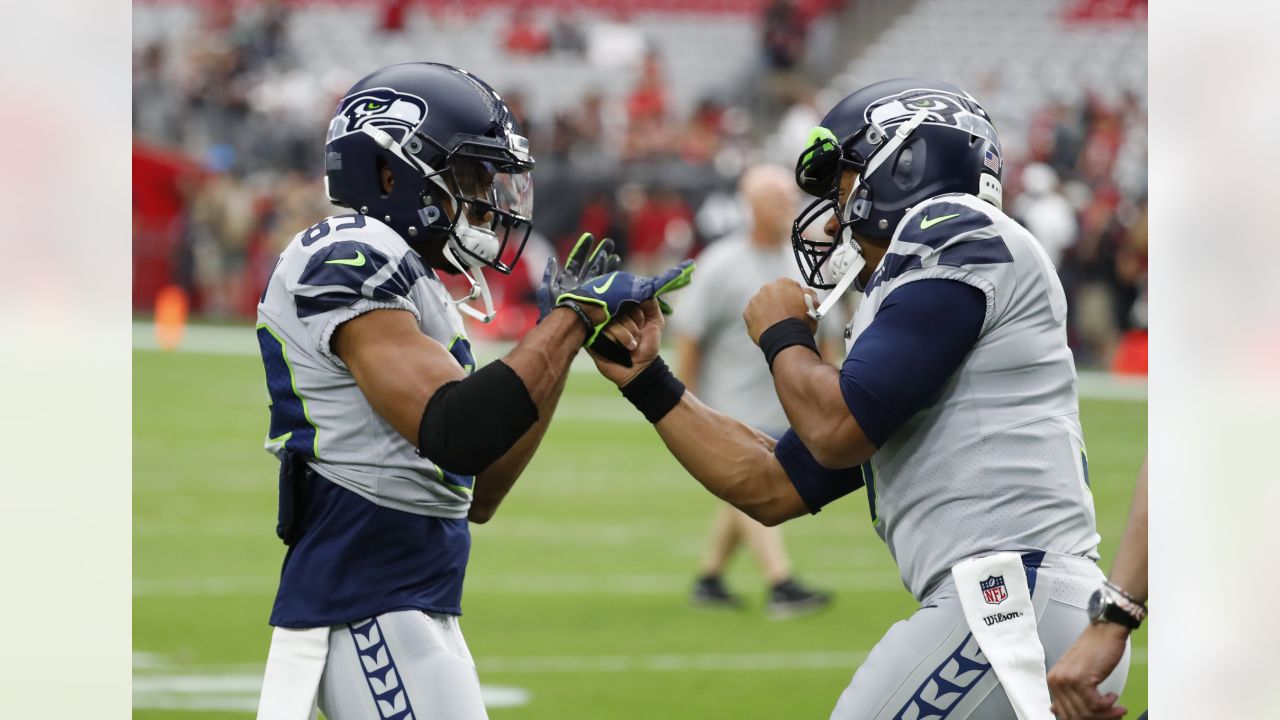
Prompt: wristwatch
<box><xmin>1087</xmin><ymin>581</ymin><xmax>1146</xmax><ymax>630</ymax></box>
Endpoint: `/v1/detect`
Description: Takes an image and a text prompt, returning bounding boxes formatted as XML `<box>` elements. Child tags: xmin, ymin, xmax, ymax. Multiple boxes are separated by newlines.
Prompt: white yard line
<box><xmin>132</xmin><ymin>322</ymin><xmax>1146</xmax><ymax>401</ymax></box>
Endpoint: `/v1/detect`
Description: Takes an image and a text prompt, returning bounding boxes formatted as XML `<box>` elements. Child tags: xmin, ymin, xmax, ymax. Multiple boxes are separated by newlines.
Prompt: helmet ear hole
<box><xmin>892</xmin><ymin>139</ymin><xmax>926</xmax><ymax>190</ymax></box>
<box><xmin>376</xmin><ymin>155</ymin><xmax>394</xmax><ymax>197</ymax></box>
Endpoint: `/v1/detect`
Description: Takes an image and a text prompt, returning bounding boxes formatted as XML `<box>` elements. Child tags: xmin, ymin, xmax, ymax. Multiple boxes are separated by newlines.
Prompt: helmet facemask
<box><xmin>791</xmin><ymin>126</ymin><xmax>870</xmax><ymax>302</ymax></box>
<box><xmin>366</xmin><ymin>126</ymin><xmax>534</xmax><ymax>323</ymax></box>
<box><xmin>790</xmin><ymin>110</ymin><xmax>931</xmax><ymax>319</ymax></box>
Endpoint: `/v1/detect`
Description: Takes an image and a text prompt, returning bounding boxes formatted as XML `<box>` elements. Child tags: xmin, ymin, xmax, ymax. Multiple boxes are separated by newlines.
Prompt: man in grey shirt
<box><xmin>671</xmin><ymin>164</ymin><xmax>832</xmax><ymax>618</ymax></box>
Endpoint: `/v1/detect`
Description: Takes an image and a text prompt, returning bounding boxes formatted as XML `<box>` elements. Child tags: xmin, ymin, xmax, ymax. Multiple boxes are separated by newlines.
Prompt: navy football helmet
<box><xmin>324</xmin><ymin>62</ymin><xmax>534</xmax><ymax>321</ymax></box>
<box><xmin>791</xmin><ymin>78</ymin><xmax>1003</xmax><ymax>291</ymax></box>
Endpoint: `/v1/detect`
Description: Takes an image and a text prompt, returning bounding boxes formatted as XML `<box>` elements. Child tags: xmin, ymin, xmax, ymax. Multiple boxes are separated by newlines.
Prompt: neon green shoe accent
<box><xmin>324</xmin><ymin>250</ymin><xmax>366</xmax><ymax>267</ymax></box>
<box><xmin>590</xmin><ymin>272</ymin><xmax>618</xmax><ymax>293</ymax></box>
<box><xmin>257</xmin><ymin>323</ymin><xmax>321</xmax><ymax>458</ymax></box>
<box><xmin>919</xmin><ymin>213</ymin><xmax>960</xmax><ymax>230</ymax></box>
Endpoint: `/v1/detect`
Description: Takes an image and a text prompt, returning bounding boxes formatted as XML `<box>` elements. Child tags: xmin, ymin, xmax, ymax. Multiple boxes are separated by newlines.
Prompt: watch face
<box><xmin>1087</xmin><ymin>588</ymin><xmax>1104</xmax><ymax>619</ymax></box>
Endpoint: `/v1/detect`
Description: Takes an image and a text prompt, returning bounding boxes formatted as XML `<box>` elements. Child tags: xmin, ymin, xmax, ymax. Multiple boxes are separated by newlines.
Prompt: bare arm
<box><xmin>1048</xmin><ymin>455</ymin><xmax>1148</xmax><ymax>720</ymax></box>
<box><xmin>595</xmin><ymin>301</ymin><xmax>809</xmax><ymax>526</ymax></box>
<box><xmin>743</xmin><ymin>279</ymin><xmax>875</xmax><ymax>468</ymax></box>
<box><xmin>333</xmin><ymin>307</ymin><xmax>590</xmax><ymax>524</ymax></box>
<box><xmin>1106</xmin><ymin>456</ymin><xmax>1148</xmax><ymax>602</ymax></box>
<box><xmin>769</xmin><ymin>346</ymin><xmax>876</xmax><ymax>468</ymax></box>
<box><xmin>651</xmin><ymin>391</ymin><xmax>810</xmax><ymax>526</ymax></box>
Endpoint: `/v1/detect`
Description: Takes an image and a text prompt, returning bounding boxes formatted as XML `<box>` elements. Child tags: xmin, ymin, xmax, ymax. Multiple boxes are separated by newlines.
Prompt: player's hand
<box><xmin>538</xmin><ymin>233</ymin><xmax>635</xmax><ymax>364</ymax></box>
<box><xmin>537</xmin><ymin>233</ymin><xmax>620</xmax><ymax>322</ymax></box>
<box><xmin>744</xmin><ymin>278</ymin><xmax>818</xmax><ymax>344</ymax></box>
<box><xmin>590</xmin><ymin>299</ymin><xmax>664</xmax><ymax>386</ymax></box>
<box><xmin>557</xmin><ymin>258</ymin><xmax>695</xmax><ymax>348</ymax></box>
<box><xmin>1047</xmin><ymin>622</ymin><xmax>1130</xmax><ymax>720</ymax></box>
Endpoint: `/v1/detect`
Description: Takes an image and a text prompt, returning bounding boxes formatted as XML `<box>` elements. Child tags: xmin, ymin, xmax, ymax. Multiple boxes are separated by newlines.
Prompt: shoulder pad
<box><xmin>896</xmin><ymin>200</ymin><xmax>995</xmax><ymax>250</ymax></box>
<box><xmin>294</xmin><ymin>239</ymin><xmax>429</xmax><ymax>317</ymax></box>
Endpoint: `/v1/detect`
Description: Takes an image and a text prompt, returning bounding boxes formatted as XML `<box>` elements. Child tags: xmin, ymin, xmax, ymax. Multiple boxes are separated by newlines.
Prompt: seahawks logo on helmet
<box><xmin>327</xmin><ymin>87</ymin><xmax>429</xmax><ymax>144</ymax></box>
<box><xmin>865</xmin><ymin>89</ymin><xmax>1000</xmax><ymax>149</ymax></box>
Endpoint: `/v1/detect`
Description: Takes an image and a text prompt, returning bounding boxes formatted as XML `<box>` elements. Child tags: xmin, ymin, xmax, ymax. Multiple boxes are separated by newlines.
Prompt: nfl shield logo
<box><xmin>980</xmin><ymin>575</ymin><xmax>1008</xmax><ymax>605</ymax></box>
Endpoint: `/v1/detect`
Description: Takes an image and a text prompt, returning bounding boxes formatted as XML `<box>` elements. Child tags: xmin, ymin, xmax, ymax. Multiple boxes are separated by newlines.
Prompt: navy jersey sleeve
<box><xmin>774</xmin><ymin>429</ymin><xmax>865</xmax><ymax>514</ymax></box>
<box><xmin>839</xmin><ymin>279</ymin><xmax>985</xmax><ymax>448</ymax></box>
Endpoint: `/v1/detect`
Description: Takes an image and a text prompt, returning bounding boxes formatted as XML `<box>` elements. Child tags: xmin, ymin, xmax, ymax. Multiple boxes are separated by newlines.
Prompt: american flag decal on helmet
<box><xmin>984</xmin><ymin>149</ymin><xmax>1001</xmax><ymax>173</ymax></box>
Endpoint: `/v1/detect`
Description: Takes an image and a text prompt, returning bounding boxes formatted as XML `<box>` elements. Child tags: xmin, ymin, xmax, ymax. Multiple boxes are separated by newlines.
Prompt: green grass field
<box><xmin>134</xmin><ymin>347</ymin><xmax>1147</xmax><ymax>718</ymax></box>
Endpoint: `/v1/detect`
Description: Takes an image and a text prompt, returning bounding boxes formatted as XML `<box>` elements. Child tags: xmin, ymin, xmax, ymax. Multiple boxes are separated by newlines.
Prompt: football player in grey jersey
<box><xmin>591</xmin><ymin>79</ymin><xmax>1128</xmax><ymax>719</ymax></box>
<box><xmin>254</xmin><ymin>62</ymin><xmax>692</xmax><ymax>720</ymax></box>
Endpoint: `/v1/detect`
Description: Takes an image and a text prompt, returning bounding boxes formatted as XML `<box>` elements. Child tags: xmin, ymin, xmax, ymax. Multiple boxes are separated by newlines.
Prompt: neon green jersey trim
<box><xmin>257</xmin><ymin>323</ymin><xmax>321</xmax><ymax>458</ymax></box>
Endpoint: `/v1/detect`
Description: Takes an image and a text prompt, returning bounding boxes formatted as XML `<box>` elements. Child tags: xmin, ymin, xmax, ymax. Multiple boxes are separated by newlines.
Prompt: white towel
<box><xmin>256</xmin><ymin>625</ymin><xmax>330</xmax><ymax>720</ymax></box>
<box><xmin>952</xmin><ymin>552</ymin><xmax>1054</xmax><ymax>720</ymax></box>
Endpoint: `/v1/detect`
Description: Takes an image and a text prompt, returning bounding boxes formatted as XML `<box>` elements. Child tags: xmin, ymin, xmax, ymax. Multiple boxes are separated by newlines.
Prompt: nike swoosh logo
<box><xmin>590</xmin><ymin>272</ymin><xmax>617</xmax><ymax>294</ymax></box>
<box><xmin>325</xmin><ymin>250</ymin><xmax>366</xmax><ymax>267</ymax></box>
<box><xmin>919</xmin><ymin>213</ymin><xmax>960</xmax><ymax>230</ymax></box>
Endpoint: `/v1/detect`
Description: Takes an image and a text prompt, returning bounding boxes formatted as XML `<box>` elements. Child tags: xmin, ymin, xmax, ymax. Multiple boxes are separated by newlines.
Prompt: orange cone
<box><xmin>154</xmin><ymin>285</ymin><xmax>189</xmax><ymax>351</ymax></box>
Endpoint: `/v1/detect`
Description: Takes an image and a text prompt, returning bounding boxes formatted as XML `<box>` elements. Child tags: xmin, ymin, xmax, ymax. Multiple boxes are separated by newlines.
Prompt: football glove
<box><xmin>536</xmin><ymin>233</ymin><xmax>632</xmax><ymax>366</ymax></box>
<box><xmin>556</xmin><ymin>258</ymin><xmax>696</xmax><ymax>346</ymax></box>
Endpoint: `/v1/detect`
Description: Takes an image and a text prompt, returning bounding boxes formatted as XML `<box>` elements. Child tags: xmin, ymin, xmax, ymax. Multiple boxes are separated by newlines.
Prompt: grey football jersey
<box><xmin>256</xmin><ymin>214</ymin><xmax>475</xmax><ymax>519</ymax></box>
<box><xmin>846</xmin><ymin>194</ymin><xmax>1100</xmax><ymax>600</ymax></box>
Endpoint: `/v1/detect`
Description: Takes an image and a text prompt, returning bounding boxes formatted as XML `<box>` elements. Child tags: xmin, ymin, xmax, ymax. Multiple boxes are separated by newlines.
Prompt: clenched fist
<box><xmin>744</xmin><ymin>278</ymin><xmax>818</xmax><ymax>344</ymax></box>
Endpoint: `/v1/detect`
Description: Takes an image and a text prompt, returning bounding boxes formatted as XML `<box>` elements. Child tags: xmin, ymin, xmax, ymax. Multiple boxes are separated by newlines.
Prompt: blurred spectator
<box><xmin>379</xmin><ymin>0</ymin><xmax>411</xmax><ymax>33</ymax></box>
<box><xmin>549</xmin><ymin>14</ymin><xmax>587</xmax><ymax>55</ymax></box>
<box><xmin>620</xmin><ymin>185</ymin><xmax>694</xmax><ymax>275</ymax></box>
<box><xmin>680</xmin><ymin>99</ymin><xmax>725</xmax><ymax>165</ymax></box>
<box><xmin>626</xmin><ymin>50</ymin><xmax>669</xmax><ymax>123</ymax></box>
<box><xmin>502</xmin><ymin>7</ymin><xmax>549</xmax><ymax>56</ymax></box>
<box><xmin>674</xmin><ymin>164</ymin><xmax>832</xmax><ymax>619</ymax></box>
<box><xmin>1014</xmin><ymin>163</ymin><xmax>1078</xmax><ymax>267</ymax></box>
<box><xmin>586</xmin><ymin>10</ymin><xmax>646</xmax><ymax>70</ymax></box>
<box><xmin>761</xmin><ymin>0</ymin><xmax>807</xmax><ymax>71</ymax></box>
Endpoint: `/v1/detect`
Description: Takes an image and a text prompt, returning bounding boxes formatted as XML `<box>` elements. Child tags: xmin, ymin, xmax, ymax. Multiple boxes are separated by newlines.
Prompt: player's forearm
<box><xmin>501</xmin><ymin>308</ymin><xmax>585</xmax><ymax>404</ymax></box>
<box><xmin>769</xmin><ymin>346</ymin><xmax>873</xmax><ymax>468</ymax></box>
<box><xmin>1107</xmin><ymin>457</ymin><xmax>1148</xmax><ymax>602</ymax></box>
<box><xmin>654</xmin><ymin>393</ymin><xmax>808</xmax><ymax>526</ymax></box>
<box><xmin>470</xmin><ymin>371</ymin><xmax>569</xmax><ymax>523</ymax></box>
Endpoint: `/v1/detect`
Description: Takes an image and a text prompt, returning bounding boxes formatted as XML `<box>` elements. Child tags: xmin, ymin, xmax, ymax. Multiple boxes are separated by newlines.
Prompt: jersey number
<box><xmin>300</xmin><ymin>214</ymin><xmax>367</xmax><ymax>246</ymax></box>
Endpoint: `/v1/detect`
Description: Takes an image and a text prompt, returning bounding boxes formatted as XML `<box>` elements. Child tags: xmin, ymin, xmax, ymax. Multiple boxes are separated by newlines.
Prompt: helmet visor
<box><xmin>446</xmin><ymin>156</ymin><xmax>534</xmax><ymax>275</ymax></box>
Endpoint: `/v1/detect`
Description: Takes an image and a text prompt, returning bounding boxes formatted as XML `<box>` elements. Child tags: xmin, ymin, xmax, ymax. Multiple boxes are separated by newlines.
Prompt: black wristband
<box><xmin>759</xmin><ymin>318</ymin><xmax>819</xmax><ymax>370</ymax></box>
<box><xmin>619</xmin><ymin>356</ymin><xmax>686</xmax><ymax>423</ymax></box>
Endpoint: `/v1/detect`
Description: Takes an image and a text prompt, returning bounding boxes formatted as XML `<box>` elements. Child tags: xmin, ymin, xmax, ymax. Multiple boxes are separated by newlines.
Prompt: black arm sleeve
<box><xmin>418</xmin><ymin>360</ymin><xmax>539</xmax><ymax>476</ymax></box>
<box><xmin>774</xmin><ymin>429</ymin><xmax>865</xmax><ymax>514</ymax></box>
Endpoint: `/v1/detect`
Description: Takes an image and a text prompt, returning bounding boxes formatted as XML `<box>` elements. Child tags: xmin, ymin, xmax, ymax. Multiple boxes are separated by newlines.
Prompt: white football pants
<box><xmin>319</xmin><ymin>610</ymin><xmax>488</xmax><ymax>720</ymax></box>
<box><xmin>830</xmin><ymin>553</ymin><xmax>1131</xmax><ymax>720</ymax></box>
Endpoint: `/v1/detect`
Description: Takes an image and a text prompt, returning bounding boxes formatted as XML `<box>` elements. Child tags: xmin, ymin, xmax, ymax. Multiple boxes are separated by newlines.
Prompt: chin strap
<box><xmin>807</xmin><ymin>242</ymin><xmax>866</xmax><ymax>321</ymax></box>
<box><xmin>443</xmin><ymin>242</ymin><xmax>497</xmax><ymax>323</ymax></box>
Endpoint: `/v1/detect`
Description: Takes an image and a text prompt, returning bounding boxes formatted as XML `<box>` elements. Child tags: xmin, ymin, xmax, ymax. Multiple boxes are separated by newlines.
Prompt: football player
<box><xmin>591</xmin><ymin>79</ymin><xmax>1128</xmax><ymax>718</ymax></box>
<box><xmin>253</xmin><ymin>62</ymin><xmax>691</xmax><ymax>720</ymax></box>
